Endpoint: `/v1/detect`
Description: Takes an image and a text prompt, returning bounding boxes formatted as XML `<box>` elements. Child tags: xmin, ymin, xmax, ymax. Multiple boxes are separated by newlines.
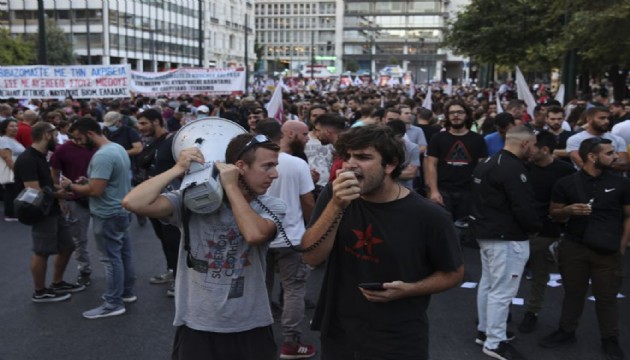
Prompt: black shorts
<box><xmin>32</xmin><ymin>215</ymin><xmax>75</xmax><ymax>255</ymax></box>
<box><xmin>172</xmin><ymin>325</ymin><xmax>276</xmax><ymax>360</ymax></box>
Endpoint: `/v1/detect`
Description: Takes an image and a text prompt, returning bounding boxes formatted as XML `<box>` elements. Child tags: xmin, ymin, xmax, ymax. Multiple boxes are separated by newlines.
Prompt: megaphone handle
<box><xmin>188</xmin><ymin>160</ymin><xmax>207</xmax><ymax>173</ymax></box>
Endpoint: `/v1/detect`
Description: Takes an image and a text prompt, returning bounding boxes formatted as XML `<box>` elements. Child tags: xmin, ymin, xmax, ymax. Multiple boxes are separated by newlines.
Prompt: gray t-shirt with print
<box><xmin>161</xmin><ymin>191</ymin><xmax>286</xmax><ymax>333</ymax></box>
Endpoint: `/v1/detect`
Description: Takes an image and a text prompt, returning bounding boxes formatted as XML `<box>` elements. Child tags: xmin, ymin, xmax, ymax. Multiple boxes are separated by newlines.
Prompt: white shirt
<box><xmin>266</xmin><ymin>152</ymin><xmax>315</xmax><ymax>247</ymax></box>
<box><xmin>611</xmin><ymin>120</ymin><xmax>630</xmax><ymax>147</ymax></box>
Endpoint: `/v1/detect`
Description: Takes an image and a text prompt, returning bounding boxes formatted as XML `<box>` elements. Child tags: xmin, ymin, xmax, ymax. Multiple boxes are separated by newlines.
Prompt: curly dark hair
<box><xmin>335</xmin><ymin>124</ymin><xmax>405</xmax><ymax>179</ymax></box>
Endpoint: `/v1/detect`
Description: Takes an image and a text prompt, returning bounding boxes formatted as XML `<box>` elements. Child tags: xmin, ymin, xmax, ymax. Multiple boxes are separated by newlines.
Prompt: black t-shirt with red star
<box><xmin>309</xmin><ymin>185</ymin><xmax>463</xmax><ymax>360</ymax></box>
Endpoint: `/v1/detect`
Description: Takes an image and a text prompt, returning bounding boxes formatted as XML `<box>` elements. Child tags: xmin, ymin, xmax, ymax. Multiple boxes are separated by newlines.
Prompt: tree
<box><xmin>254</xmin><ymin>41</ymin><xmax>265</xmax><ymax>71</ymax></box>
<box><xmin>445</xmin><ymin>0</ymin><xmax>561</xmax><ymax>71</ymax></box>
<box><xmin>345</xmin><ymin>60</ymin><xmax>360</xmax><ymax>73</ymax></box>
<box><xmin>445</xmin><ymin>0</ymin><xmax>630</xmax><ymax>99</ymax></box>
<box><xmin>27</xmin><ymin>20</ymin><xmax>76</xmax><ymax>65</ymax></box>
<box><xmin>0</xmin><ymin>28</ymin><xmax>36</xmax><ymax>65</ymax></box>
<box><xmin>44</xmin><ymin>20</ymin><xmax>76</xmax><ymax>65</ymax></box>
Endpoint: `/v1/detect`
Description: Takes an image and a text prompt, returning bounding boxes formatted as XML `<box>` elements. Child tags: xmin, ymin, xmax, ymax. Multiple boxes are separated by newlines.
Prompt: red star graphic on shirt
<box><xmin>351</xmin><ymin>224</ymin><xmax>383</xmax><ymax>255</ymax></box>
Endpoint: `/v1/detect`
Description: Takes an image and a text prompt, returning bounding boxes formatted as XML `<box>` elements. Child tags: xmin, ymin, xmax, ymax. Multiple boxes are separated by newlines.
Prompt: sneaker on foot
<box><xmin>83</xmin><ymin>303</ymin><xmax>126</xmax><ymax>319</ymax></box>
<box><xmin>538</xmin><ymin>329</ymin><xmax>576</xmax><ymax>348</ymax></box>
<box><xmin>518</xmin><ymin>312</ymin><xmax>538</xmax><ymax>333</ymax></box>
<box><xmin>280</xmin><ymin>342</ymin><xmax>316</xmax><ymax>359</ymax></box>
<box><xmin>166</xmin><ymin>283</ymin><xmax>175</xmax><ymax>297</ymax></box>
<box><xmin>123</xmin><ymin>294</ymin><xmax>138</xmax><ymax>303</ymax></box>
<box><xmin>483</xmin><ymin>341</ymin><xmax>526</xmax><ymax>360</ymax></box>
<box><xmin>149</xmin><ymin>269</ymin><xmax>173</xmax><ymax>284</ymax></box>
<box><xmin>32</xmin><ymin>288</ymin><xmax>71</xmax><ymax>303</ymax></box>
<box><xmin>100</xmin><ymin>294</ymin><xmax>137</xmax><ymax>303</ymax></box>
<box><xmin>602</xmin><ymin>337</ymin><xmax>625</xmax><ymax>360</ymax></box>
<box><xmin>51</xmin><ymin>281</ymin><xmax>86</xmax><ymax>293</ymax></box>
<box><xmin>4</xmin><ymin>217</ymin><xmax>18</xmax><ymax>222</ymax></box>
<box><xmin>77</xmin><ymin>272</ymin><xmax>91</xmax><ymax>287</ymax></box>
<box><xmin>476</xmin><ymin>331</ymin><xmax>516</xmax><ymax>346</ymax></box>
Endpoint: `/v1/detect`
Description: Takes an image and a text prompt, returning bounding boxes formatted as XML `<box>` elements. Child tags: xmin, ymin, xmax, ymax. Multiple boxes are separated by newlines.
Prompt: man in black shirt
<box><xmin>416</xmin><ymin>107</ymin><xmax>442</xmax><ymax>144</ymax></box>
<box><xmin>302</xmin><ymin>125</ymin><xmax>463</xmax><ymax>360</ymax></box>
<box><xmin>539</xmin><ymin>138</ymin><xmax>630</xmax><ymax>360</ymax></box>
<box><xmin>136</xmin><ymin>109</ymin><xmax>180</xmax><ymax>297</ymax></box>
<box><xmin>425</xmin><ymin>99</ymin><xmax>487</xmax><ymax>221</ymax></box>
<box><xmin>545</xmin><ymin>106</ymin><xmax>572</xmax><ymax>161</ymax></box>
<box><xmin>518</xmin><ymin>131</ymin><xmax>575</xmax><ymax>334</ymax></box>
<box><xmin>14</xmin><ymin>122</ymin><xmax>85</xmax><ymax>302</ymax></box>
<box><xmin>470</xmin><ymin>125</ymin><xmax>542</xmax><ymax>360</ymax></box>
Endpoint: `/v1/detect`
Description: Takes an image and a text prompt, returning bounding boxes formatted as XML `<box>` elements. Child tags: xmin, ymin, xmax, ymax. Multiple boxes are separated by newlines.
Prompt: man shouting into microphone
<box><xmin>302</xmin><ymin>125</ymin><xmax>464</xmax><ymax>360</ymax></box>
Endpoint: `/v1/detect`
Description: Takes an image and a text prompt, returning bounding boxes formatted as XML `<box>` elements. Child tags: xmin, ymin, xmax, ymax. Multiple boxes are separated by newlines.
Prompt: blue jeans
<box><xmin>93</xmin><ymin>212</ymin><xmax>135</xmax><ymax>307</ymax></box>
<box><xmin>477</xmin><ymin>240</ymin><xmax>530</xmax><ymax>349</ymax></box>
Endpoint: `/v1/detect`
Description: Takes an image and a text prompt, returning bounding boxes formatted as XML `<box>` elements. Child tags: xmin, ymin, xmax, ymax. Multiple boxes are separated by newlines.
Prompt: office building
<box><xmin>0</xmin><ymin>0</ymin><xmax>254</xmax><ymax>71</ymax></box>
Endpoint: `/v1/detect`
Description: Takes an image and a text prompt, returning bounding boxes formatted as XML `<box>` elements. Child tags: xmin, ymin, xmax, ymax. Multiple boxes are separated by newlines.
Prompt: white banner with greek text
<box><xmin>130</xmin><ymin>68</ymin><xmax>245</xmax><ymax>96</ymax></box>
<box><xmin>0</xmin><ymin>65</ymin><xmax>131</xmax><ymax>99</ymax></box>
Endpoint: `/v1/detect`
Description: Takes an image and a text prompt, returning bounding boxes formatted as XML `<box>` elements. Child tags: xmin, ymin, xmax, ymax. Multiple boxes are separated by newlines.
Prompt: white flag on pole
<box><xmin>422</xmin><ymin>86</ymin><xmax>432</xmax><ymax>110</ymax></box>
<box><xmin>445</xmin><ymin>79</ymin><xmax>453</xmax><ymax>96</ymax></box>
<box><xmin>265</xmin><ymin>78</ymin><xmax>285</xmax><ymax>123</ymax></box>
<box><xmin>555</xmin><ymin>84</ymin><xmax>565</xmax><ymax>106</ymax></box>
<box><xmin>409</xmin><ymin>79</ymin><xmax>416</xmax><ymax>98</ymax></box>
<box><xmin>354</xmin><ymin>76</ymin><xmax>363</xmax><ymax>86</ymax></box>
<box><xmin>515</xmin><ymin>66</ymin><xmax>536</xmax><ymax>118</ymax></box>
<box><xmin>496</xmin><ymin>94</ymin><xmax>504</xmax><ymax>114</ymax></box>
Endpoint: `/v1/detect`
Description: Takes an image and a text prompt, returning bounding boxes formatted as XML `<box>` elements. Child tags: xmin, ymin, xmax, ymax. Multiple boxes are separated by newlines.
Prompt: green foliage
<box><xmin>445</xmin><ymin>0</ymin><xmax>629</xmax><ymax>73</ymax></box>
<box><xmin>45</xmin><ymin>20</ymin><xmax>76</xmax><ymax>65</ymax></box>
<box><xmin>254</xmin><ymin>41</ymin><xmax>265</xmax><ymax>71</ymax></box>
<box><xmin>0</xmin><ymin>28</ymin><xmax>36</xmax><ymax>65</ymax></box>
<box><xmin>26</xmin><ymin>20</ymin><xmax>76</xmax><ymax>65</ymax></box>
<box><xmin>345</xmin><ymin>60</ymin><xmax>360</xmax><ymax>73</ymax></box>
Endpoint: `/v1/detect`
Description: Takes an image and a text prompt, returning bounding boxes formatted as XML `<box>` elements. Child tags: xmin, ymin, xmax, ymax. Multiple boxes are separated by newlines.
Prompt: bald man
<box><xmin>280</xmin><ymin>120</ymin><xmax>310</xmax><ymax>157</ymax></box>
<box><xmin>16</xmin><ymin>110</ymin><xmax>39</xmax><ymax>148</ymax></box>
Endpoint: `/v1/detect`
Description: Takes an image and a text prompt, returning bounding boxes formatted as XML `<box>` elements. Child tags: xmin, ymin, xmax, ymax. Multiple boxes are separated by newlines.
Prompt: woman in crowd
<box><xmin>0</xmin><ymin>118</ymin><xmax>26</xmax><ymax>221</ymax></box>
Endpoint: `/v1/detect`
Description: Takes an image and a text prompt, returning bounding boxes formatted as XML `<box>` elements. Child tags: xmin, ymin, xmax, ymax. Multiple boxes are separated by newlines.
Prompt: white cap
<box><xmin>197</xmin><ymin>105</ymin><xmax>210</xmax><ymax>114</ymax></box>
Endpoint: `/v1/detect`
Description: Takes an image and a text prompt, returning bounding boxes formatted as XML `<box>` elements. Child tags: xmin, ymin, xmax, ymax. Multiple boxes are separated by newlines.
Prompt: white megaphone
<box><xmin>171</xmin><ymin>116</ymin><xmax>247</xmax><ymax>214</ymax></box>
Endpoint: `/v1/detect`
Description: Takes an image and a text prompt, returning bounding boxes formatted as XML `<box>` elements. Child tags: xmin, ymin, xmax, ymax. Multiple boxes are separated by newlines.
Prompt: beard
<box><xmin>592</xmin><ymin>123</ymin><xmax>609</xmax><ymax>133</ymax></box>
<box><xmin>594</xmin><ymin>158</ymin><xmax>612</xmax><ymax>170</ymax></box>
<box><xmin>288</xmin><ymin>138</ymin><xmax>306</xmax><ymax>156</ymax></box>
<box><xmin>450</xmin><ymin>121</ymin><xmax>466</xmax><ymax>130</ymax></box>
<box><xmin>359</xmin><ymin>166</ymin><xmax>387</xmax><ymax>196</ymax></box>
<box><xmin>85</xmin><ymin>138</ymin><xmax>96</xmax><ymax>150</ymax></box>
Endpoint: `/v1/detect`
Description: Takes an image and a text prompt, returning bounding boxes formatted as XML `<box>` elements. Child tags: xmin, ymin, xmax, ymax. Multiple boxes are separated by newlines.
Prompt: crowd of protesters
<box><xmin>0</xmin><ymin>78</ymin><xmax>629</xmax><ymax>360</ymax></box>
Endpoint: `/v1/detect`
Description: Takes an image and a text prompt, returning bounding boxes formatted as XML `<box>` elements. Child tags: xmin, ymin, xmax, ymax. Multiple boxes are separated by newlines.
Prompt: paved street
<box><xmin>0</xmin><ymin>216</ymin><xmax>628</xmax><ymax>360</ymax></box>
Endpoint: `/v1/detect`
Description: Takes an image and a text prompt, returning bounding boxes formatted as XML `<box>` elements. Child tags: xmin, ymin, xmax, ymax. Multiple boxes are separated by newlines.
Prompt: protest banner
<box><xmin>131</xmin><ymin>68</ymin><xmax>245</xmax><ymax>96</ymax></box>
<box><xmin>0</xmin><ymin>65</ymin><xmax>131</xmax><ymax>99</ymax></box>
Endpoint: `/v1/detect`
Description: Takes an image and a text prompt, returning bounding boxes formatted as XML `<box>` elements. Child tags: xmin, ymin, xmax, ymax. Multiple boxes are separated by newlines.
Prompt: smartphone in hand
<box><xmin>358</xmin><ymin>282</ymin><xmax>385</xmax><ymax>291</ymax></box>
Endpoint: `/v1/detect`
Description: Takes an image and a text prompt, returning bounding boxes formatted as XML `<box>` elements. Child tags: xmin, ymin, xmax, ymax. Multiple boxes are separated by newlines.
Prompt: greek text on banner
<box><xmin>0</xmin><ymin>65</ymin><xmax>131</xmax><ymax>99</ymax></box>
<box><xmin>130</xmin><ymin>68</ymin><xmax>245</xmax><ymax>96</ymax></box>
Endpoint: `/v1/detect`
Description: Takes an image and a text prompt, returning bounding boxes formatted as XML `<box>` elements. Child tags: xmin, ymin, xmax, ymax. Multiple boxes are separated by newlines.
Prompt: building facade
<box><xmin>342</xmin><ymin>0</ymin><xmax>448</xmax><ymax>83</ymax></box>
<box><xmin>254</xmin><ymin>0</ymin><xmax>344</xmax><ymax>77</ymax></box>
<box><xmin>0</xmin><ymin>0</ymin><xmax>254</xmax><ymax>72</ymax></box>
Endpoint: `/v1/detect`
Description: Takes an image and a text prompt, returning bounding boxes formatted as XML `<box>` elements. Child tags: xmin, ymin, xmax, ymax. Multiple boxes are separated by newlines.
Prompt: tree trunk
<box><xmin>609</xmin><ymin>65</ymin><xmax>629</xmax><ymax>102</ymax></box>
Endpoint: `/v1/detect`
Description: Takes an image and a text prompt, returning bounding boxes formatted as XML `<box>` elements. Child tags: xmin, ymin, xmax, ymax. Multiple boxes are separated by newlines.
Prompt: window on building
<box><xmin>346</xmin><ymin>2</ymin><xmax>370</xmax><ymax>14</ymax></box>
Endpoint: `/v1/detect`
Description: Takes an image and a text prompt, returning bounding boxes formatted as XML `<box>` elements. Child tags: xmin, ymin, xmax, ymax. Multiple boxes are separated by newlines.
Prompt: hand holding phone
<box><xmin>358</xmin><ymin>282</ymin><xmax>385</xmax><ymax>291</ymax></box>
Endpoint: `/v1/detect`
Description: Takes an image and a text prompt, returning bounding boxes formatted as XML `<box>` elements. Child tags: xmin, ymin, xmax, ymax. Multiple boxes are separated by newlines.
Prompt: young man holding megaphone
<box><xmin>123</xmin><ymin>132</ymin><xmax>286</xmax><ymax>360</ymax></box>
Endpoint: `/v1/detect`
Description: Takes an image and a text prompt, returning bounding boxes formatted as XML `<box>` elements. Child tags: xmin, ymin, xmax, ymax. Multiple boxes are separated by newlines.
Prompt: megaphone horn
<box><xmin>171</xmin><ymin>116</ymin><xmax>247</xmax><ymax>214</ymax></box>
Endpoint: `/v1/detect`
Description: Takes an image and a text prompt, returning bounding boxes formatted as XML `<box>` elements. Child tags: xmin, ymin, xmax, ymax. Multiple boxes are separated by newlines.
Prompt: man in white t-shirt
<box><xmin>566</xmin><ymin>106</ymin><xmax>628</xmax><ymax>171</ymax></box>
<box><xmin>611</xmin><ymin>118</ymin><xmax>630</xmax><ymax>149</ymax></box>
<box><xmin>256</xmin><ymin>119</ymin><xmax>317</xmax><ymax>359</ymax></box>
